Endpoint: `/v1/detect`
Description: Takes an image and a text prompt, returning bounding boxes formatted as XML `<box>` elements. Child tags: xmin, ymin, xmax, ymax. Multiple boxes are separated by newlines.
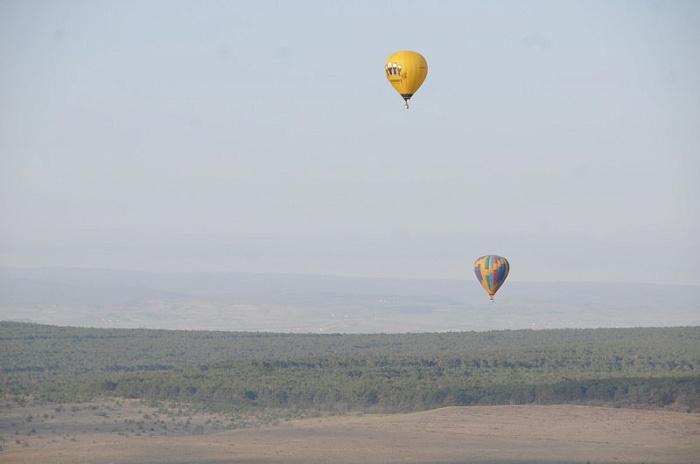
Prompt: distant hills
<box><xmin>0</xmin><ymin>266</ymin><xmax>698</xmax><ymax>332</ymax></box>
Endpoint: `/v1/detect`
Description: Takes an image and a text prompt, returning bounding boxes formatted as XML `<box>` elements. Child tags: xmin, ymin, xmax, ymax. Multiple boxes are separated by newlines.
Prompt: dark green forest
<box><xmin>1</xmin><ymin>322</ymin><xmax>698</xmax><ymax>416</ymax></box>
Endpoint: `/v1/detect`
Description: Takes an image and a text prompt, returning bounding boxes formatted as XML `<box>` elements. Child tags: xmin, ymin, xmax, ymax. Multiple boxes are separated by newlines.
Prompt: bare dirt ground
<box><xmin>1</xmin><ymin>399</ymin><xmax>698</xmax><ymax>463</ymax></box>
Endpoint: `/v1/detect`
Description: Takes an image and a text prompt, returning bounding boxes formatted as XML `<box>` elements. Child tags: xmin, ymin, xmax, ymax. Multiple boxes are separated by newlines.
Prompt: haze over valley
<box><xmin>1</xmin><ymin>267</ymin><xmax>697</xmax><ymax>332</ymax></box>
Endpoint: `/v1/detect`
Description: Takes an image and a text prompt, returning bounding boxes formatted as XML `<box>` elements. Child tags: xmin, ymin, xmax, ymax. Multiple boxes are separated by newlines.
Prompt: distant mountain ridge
<box><xmin>1</xmin><ymin>267</ymin><xmax>698</xmax><ymax>333</ymax></box>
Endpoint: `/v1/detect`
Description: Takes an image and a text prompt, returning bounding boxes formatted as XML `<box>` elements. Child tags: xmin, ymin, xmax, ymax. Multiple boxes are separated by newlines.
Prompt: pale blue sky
<box><xmin>1</xmin><ymin>0</ymin><xmax>699</xmax><ymax>284</ymax></box>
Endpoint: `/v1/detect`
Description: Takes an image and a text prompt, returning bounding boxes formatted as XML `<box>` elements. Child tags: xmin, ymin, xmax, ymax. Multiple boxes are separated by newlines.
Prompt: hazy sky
<box><xmin>1</xmin><ymin>0</ymin><xmax>699</xmax><ymax>284</ymax></box>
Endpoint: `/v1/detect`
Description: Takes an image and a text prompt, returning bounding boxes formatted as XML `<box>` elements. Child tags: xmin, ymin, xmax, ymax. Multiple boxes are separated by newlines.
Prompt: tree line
<box><xmin>1</xmin><ymin>322</ymin><xmax>698</xmax><ymax>414</ymax></box>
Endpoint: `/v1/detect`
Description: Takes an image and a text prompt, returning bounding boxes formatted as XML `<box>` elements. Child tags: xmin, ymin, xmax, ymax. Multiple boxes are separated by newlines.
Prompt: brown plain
<box><xmin>2</xmin><ymin>402</ymin><xmax>699</xmax><ymax>463</ymax></box>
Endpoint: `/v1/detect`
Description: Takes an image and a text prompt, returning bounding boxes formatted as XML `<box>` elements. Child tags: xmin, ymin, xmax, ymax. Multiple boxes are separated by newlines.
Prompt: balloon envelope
<box><xmin>473</xmin><ymin>255</ymin><xmax>510</xmax><ymax>301</ymax></box>
<box><xmin>385</xmin><ymin>51</ymin><xmax>428</xmax><ymax>108</ymax></box>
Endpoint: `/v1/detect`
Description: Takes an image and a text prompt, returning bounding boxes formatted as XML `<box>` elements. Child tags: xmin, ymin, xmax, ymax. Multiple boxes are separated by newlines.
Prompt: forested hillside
<box><xmin>1</xmin><ymin>322</ymin><xmax>698</xmax><ymax>416</ymax></box>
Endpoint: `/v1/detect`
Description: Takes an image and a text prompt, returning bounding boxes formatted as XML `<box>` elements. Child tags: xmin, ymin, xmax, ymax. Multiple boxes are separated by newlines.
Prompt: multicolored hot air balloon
<box><xmin>473</xmin><ymin>255</ymin><xmax>510</xmax><ymax>302</ymax></box>
<box><xmin>385</xmin><ymin>51</ymin><xmax>428</xmax><ymax>109</ymax></box>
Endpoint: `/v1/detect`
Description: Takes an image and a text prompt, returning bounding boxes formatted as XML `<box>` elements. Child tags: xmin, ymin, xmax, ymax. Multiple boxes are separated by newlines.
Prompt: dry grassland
<box><xmin>1</xmin><ymin>399</ymin><xmax>698</xmax><ymax>463</ymax></box>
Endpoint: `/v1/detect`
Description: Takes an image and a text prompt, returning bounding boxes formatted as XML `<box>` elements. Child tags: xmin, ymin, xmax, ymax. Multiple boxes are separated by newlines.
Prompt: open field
<box><xmin>1</xmin><ymin>399</ymin><xmax>698</xmax><ymax>463</ymax></box>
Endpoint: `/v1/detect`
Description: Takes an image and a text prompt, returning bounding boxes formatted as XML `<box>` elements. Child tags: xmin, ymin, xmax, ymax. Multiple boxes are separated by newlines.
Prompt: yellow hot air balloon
<box><xmin>385</xmin><ymin>51</ymin><xmax>428</xmax><ymax>109</ymax></box>
<box><xmin>473</xmin><ymin>255</ymin><xmax>510</xmax><ymax>302</ymax></box>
